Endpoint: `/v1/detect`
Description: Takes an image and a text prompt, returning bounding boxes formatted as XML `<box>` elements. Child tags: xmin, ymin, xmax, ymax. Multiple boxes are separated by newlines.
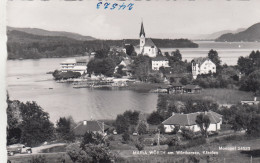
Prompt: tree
<box><xmin>131</xmin><ymin>55</ymin><xmax>151</xmax><ymax>82</ymax></box>
<box><xmin>122</xmin><ymin>132</ymin><xmax>130</xmax><ymax>143</ymax></box>
<box><xmin>247</xmin><ymin>115</ymin><xmax>260</xmax><ymax>136</ymax></box>
<box><xmin>122</xmin><ymin>110</ymin><xmax>140</xmax><ymax>125</ymax></box>
<box><xmin>81</xmin><ymin>132</ymin><xmax>106</xmax><ymax>149</ymax></box>
<box><xmin>124</xmin><ymin>44</ymin><xmax>135</xmax><ymax>56</ymax></box>
<box><xmin>237</xmin><ymin>56</ymin><xmax>254</xmax><ymax>75</ymax></box>
<box><xmin>147</xmin><ymin>111</ymin><xmax>164</xmax><ymax>125</ymax></box>
<box><xmin>137</xmin><ymin>121</ymin><xmax>148</xmax><ymax>135</ymax></box>
<box><xmin>19</xmin><ymin>101</ymin><xmax>54</xmax><ymax>147</ymax></box>
<box><xmin>135</xmin><ymin>136</ymin><xmax>144</xmax><ymax>151</ymax></box>
<box><xmin>173</xmin><ymin>49</ymin><xmax>182</xmax><ymax>62</ymax></box>
<box><xmin>239</xmin><ymin>70</ymin><xmax>260</xmax><ymax>93</ymax></box>
<box><xmin>67</xmin><ymin>131</ymin><xmax>115</xmax><ymax>163</ymax></box>
<box><xmin>195</xmin><ymin>114</ymin><xmax>211</xmax><ymax>138</ymax></box>
<box><xmin>56</xmin><ymin>117</ymin><xmax>75</xmax><ymax>142</ymax></box>
<box><xmin>114</xmin><ymin>115</ymin><xmax>130</xmax><ymax>134</ymax></box>
<box><xmin>208</xmin><ymin>49</ymin><xmax>221</xmax><ymax>67</ymax></box>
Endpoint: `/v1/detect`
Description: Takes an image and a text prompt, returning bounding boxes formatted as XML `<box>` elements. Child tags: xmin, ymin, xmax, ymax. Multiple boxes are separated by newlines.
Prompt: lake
<box><xmin>6</xmin><ymin>41</ymin><xmax>260</xmax><ymax>122</ymax></box>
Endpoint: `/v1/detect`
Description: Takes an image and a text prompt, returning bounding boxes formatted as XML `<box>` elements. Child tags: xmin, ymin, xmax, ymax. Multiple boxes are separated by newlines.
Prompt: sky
<box><xmin>6</xmin><ymin>0</ymin><xmax>260</xmax><ymax>39</ymax></box>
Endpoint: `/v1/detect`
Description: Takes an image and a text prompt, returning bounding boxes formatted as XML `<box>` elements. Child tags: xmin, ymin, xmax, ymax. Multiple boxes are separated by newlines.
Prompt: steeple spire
<box><xmin>139</xmin><ymin>21</ymin><xmax>145</xmax><ymax>37</ymax></box>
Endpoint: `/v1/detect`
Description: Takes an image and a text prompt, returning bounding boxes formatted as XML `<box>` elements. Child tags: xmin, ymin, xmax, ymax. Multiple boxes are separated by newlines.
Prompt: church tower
<box><xmin>139</xmin><ymin>21</ymin><xmax>145</xmax><ymax>53</ymax></box>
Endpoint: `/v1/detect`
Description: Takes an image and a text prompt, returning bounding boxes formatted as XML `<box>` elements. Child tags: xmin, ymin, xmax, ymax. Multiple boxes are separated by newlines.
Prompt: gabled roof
<box><xmin>144</xmin><ymin>38</ymin><xmax>156</xmax><ymax>47</ymax></box>
<box><xmin>191</xmin><ymin>57</ymin><xmax>214</xmax><ymax>66</ymax></box>
<box><xmin>183</xmin><ymin>85</ymin><xmax>201</xmax><ymax>90</ymax></box>
<box><xmin>152</xmin><ymin>55</ymin><xmax>168</xmax><ymax>61</ymax></box>
<box><xmin>162</xmin><ymin>111</ymin><xmax>222</xmax><ymax>126</ymax></box>
<box><xmin>73</xmin><ymin>120</ymin><xmax>111</xmax><ymax>136</ymax></box>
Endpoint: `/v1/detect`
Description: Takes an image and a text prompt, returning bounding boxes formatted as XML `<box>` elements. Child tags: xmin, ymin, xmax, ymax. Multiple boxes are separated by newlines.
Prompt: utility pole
<box><xmin>157</xmin><ymin>129</ymin><xmax>160</xmax><ymax>146</ymax></box>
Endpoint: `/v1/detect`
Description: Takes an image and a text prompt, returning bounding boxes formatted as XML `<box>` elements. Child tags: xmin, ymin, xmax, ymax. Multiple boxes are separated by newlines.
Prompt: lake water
<box><xmin>6</xmin><ymin>41</ymin><xmax>260</xmax><ymax>122</ymax></box>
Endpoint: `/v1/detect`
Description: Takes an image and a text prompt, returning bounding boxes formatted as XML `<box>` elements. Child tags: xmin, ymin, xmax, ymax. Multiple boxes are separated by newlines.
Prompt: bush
<box><xmin>165</xmin><ymin>136</ymin><xmax>180</xmax><ymax>147</ymax></box>
<box><xmin>66</xmin><ymin>143</ymin><xmax>91</xmax><ymax>163</ymax></box>
<box><xmin>107</xmin><ymin>135</ymin><xmax>115</xmax><ymax>141</ymax></box>
<box><xmin>135</xmin><ymin>141</ymin><xmax>144</xmax><ymax>151</ymax></box>
<box><xmin>122</xmin><ymin>132</ymin><xmax>130</xmax><ymax>143</ymax></box>
<box><xmin>31</xmin><ymin>155</ymin><xmax>47</xmax><ymax>163</ymax></box>
<box><xmin>52</xmin><ymin>70</ymin><xmax>81</xmax><ymax>80</ymax></box>
<box><xmin>180</xmin><ymin>127</ymin><xmax>195</xmax><ymax>140</ymax></box>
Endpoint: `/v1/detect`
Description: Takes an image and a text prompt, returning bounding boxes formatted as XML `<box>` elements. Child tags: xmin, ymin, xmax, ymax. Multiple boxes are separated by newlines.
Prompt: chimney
<box><xmin>83</xmin><ymin>120</ymin><xmax>87</xmax><ymax>125</ymax></box>
<box><xmin>254</xmin><ymin>97</ymin><xmax>257</xmax><ymax>102</ymax></box>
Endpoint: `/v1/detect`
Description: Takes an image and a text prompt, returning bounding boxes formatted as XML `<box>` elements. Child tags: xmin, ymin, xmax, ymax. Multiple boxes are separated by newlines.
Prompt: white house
<box><xmin>152</xmin><ymin>55</ymin><xmax>170</xmax><ymax>70</ymax></box>
<box><xmin>60</xmin><ymin>58</ymin><xmax>87</xmax><ymax>74</ymax></box>
<box><xmin>191</xmin><ymin>57</ymin><xmax>216</xmax><ymax>79</ymax></box>
<box><xmin>139</xmin><ymin>21</ymin><xmax>158</xmax><ymax>58</ymax></box>
<box><xmin>162</xmin><ymin>111</ymin><xmax>222</xmax><ymax>133</ymax></box>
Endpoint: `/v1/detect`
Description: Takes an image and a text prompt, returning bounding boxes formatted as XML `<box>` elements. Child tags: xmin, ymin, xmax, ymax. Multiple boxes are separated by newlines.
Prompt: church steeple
<box><xmin>139</xmin><ymin>21</ymin><xmax>145</xmax><ymax>37</ymax></box>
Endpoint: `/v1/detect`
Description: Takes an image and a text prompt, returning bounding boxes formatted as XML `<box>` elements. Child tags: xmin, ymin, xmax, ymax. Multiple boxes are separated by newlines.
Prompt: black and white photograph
<box><xmin>1</xmin><ymin>0</ymin><xmax>260</xmax><ymax>162</ymax></box>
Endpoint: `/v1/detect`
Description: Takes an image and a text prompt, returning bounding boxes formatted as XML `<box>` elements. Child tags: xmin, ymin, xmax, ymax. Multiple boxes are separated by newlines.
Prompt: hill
<box><xmin>7</xmin><ymin>28</ymin><xmax>198</xmax><ymax>60</ymax></box>
<box><xmin>216</xmin><ymin>23</ymin><xmax>260</xmax><ymax>42</ymax></box>
<box><xmin>7</xmin><ymin>26</ymin><xmax>95</xmax><ymax>41</ymax></box>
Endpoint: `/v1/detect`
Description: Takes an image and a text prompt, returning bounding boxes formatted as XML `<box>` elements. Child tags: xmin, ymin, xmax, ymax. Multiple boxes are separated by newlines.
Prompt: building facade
<box><xmin>139</xmin><ymin>21</ymin><xmax>158</xmax><ymax>58</ymax></box>
<box><xmin>152</xmin><ymin>55</ymin><xmax>169</xmax><ymax>70</ymax></box>
<box><xmin>60</xmin><ymin>58</ymin><xmax>87</xmax><ymax>74</ymax></box>
<box><xmin>191</xmin><ymin>57</ymin><xmax>216</xmax><ymax>79</ymax></box>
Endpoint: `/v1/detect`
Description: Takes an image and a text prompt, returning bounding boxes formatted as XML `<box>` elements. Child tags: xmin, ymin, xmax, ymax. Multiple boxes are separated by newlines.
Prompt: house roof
<box><xmin>183</xmin><ymin>85</ymin><xmax>201</xmax><ymax>90</ymax></box>
<box><xmin>191</xmin><ymin>57</ymin><xmax>214</xmax><ymax>67</ymax></box>
<box><xmin>152</xmin><ymin>55</ymin><xmax>168</xmax><ymax>61</ymax></box>
<box><xmin>171</xmin><ymin>83</ymin><xmax>183</xmax><ymax>87</ymax></box>
<box><xmin>162</xmin><ymin>111</ymin><xmax>222</xmax><ymax>126</ymax></box>
<box><xmin>73</xmin><ymin>120</ymin><xmax>111</xmax><ymax>136</ymax></box>
<box><xmin>144</xmin><ymin>38</ymin><xmax>156</xmax><ymax>47</ymax></box>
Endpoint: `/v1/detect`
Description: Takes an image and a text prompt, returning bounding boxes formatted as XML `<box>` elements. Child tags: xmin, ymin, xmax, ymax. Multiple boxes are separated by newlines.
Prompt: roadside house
<box><xmin>73</xmin><ymin>120</ymin><xmax>111</xmax><ymax>136</ymax></box>
<box><xmin>162</xmin><ymin>111</ymin><xmax>222</xmax><ymax>133</ymax></box>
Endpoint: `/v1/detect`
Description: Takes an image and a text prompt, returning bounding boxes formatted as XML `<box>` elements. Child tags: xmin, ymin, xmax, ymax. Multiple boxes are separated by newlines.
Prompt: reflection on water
<box><xmin>6</xmin><ymin>41</ymin><xmax>260</xmax><ymax>122</ymax></box>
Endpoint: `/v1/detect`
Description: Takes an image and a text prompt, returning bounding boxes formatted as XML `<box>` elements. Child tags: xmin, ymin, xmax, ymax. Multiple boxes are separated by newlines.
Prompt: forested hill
<box><xmin>7</xmin><ymin>29</ymin><xmax>198</xmax><ymax>60</ymax></box>
<box><xmin>216</xmin><ymin>22</ymin><xmax>260</xmax><ymax>42</ymax></box>
<box><xmin>8</xmin><ymin>26</ymin><xmax>96</xmax><ymax>41</ymax></box>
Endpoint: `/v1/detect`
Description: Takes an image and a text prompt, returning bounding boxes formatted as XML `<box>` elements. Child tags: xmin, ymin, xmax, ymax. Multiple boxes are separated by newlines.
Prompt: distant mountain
<box><xmin>216</xmin><ymin>23</ymin><xmax>260</xmax><ymax>42</ymax></box>
<box><xmin>7</xmin><ymin>26</ymin><xmax>95</xmax><ymax>41</ymax></box>
<box><xmin>205</xmin><ymin>28</ymin><xmax>245</xmax><ymax>40</ymax></box>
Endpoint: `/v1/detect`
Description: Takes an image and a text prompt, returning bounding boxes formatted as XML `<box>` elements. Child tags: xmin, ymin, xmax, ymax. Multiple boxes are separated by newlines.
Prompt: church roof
<box><xmin>139</xmin><ymin>21</ymin><xmax>145</xmax><ymax>37</ymax></box>
<box><xmin>144</xmin><ymin>38</ymin><xmax>156</xmax><ymax>47</ymax></box>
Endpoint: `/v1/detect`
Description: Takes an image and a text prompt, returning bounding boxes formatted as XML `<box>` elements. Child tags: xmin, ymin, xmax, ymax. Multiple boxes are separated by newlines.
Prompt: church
<box><xmin>139</xmin><ymin>21</ymin><xmax>158</xmax><ymax>58</ymax></box>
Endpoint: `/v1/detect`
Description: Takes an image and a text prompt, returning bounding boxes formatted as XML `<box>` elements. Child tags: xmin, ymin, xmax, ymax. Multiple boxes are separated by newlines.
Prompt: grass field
<box><xmin>201</xmin><ymin>88</ymin><xmax>255</xmax><ymax>105</ymax></box>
